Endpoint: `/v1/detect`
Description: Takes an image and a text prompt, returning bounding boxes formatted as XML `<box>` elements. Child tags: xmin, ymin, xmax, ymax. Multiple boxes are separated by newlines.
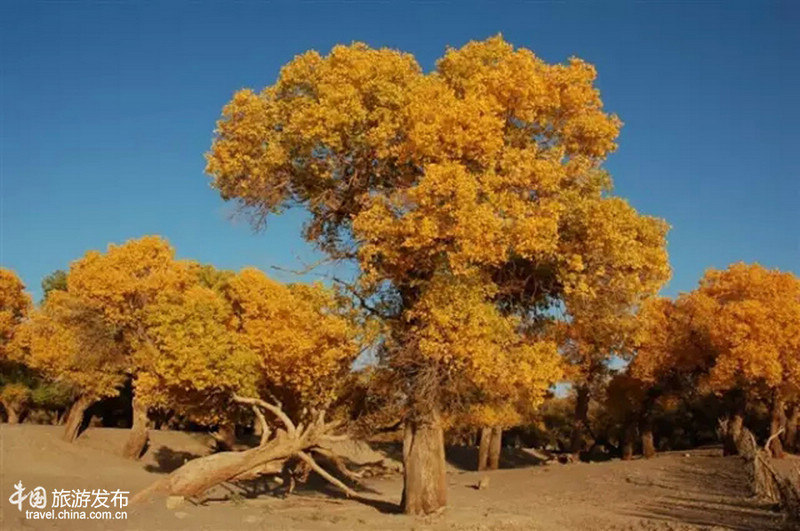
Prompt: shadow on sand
<box><xmin>622</xmin><ymin>453</ymin><xmax>783</xmax><ymax>531</ymax></box>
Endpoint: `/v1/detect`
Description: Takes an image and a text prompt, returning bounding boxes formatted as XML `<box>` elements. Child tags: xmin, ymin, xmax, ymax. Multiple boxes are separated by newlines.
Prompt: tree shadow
<box><xmin>622</xmin><ymin>455</ymin><xmax>783</xmax><ymax>530</ymax></box>
<box><xmin>445</xmin><ymin>445</ymin><xmax>548</xmax><ymax>471</ymax></box>
<box><xmin>144</xmin><ymin>446</ymin><xmax>202</xmax><ymax>473</ymax></box>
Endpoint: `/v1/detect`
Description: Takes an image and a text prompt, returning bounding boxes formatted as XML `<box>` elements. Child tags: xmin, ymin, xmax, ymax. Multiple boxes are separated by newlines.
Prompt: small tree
<box><xmin>0</xmin><ymin>268</ymin><xmax>33</xmax><ymax>423</ymax></box>
<box><xmin>699</xmin><ymin>264</ymin><xmax>800</xmax><ymax>458</ymax></box>
<box><xmin>135</xmin><ymin>267</ymin><xmax>371</xmax><ymax>500</ymax></box>
<box><xmin>17</xmin><ymin>289</ymin><xmax>127</xmax><ymax>440</ymax></box>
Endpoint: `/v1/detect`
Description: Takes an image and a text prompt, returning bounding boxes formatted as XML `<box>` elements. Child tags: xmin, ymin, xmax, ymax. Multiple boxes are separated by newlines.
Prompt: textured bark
<box><xmin>784</xmin><ymin>404</ymin><xmax>798</xmax><ymax>453</ymax></box>
<box><xmin>724</xmin><ymin>413</ymin><xmax>745</xmax><ymax>456</ymax></box>
<box><xmin>4</xmin><ymin>403</ymin><xmax>20</xmax><ymax>424</ymax></box>
<box><xmin>488</xmin><ymin>426</ymin><xmax>502</xmax><ymax>470</ymax></box>
<box><xmin>569</xmin><ymin>385</ymin><xmax>591</xmax><ymax>456</ymax></box>
<box><xmin>133</xmin><ymin>436</ymin><xmax>296</xmax><ymax>502</ymax></box>
<box><xmin>641</xmin><ymin>429</ymin><xmax>656</xmax><ymax>459</ymax></box>
<box><xmin>768</xmin><ymin>392</ymin><xmax>785</xmax><ymax>459</ymax></box>
<box><xmin>62</xmin><ymin>395</ymin><xmax>93</xmax><ymax>442</ymax></box>
<box><xmin>121</xmin><ymin>396</ymin><xmax>149</xmax><ymax>459</ymax></box>
<box><xmin>132</xmin><ymin>396</ymin><xmax>353</xmax><ymax>505</ymax></box>
<box><xmin>640</xmin><ymin>411</ymin><xmax>656</xmax><ymax>459</ymax></box>
<box><xmin>621</xmin><ymin>422</ymin><xmax>636</xmax><ymax>460</ymax></box>
<box><xmin>477</xmin><ymin>426</ymin><xmax>491</xmax><ymax>471</ymax></box>
<box><xmin>401</xmin><ymin>412</ymin><xmax>447</xmax><ymax>515</ymax></box>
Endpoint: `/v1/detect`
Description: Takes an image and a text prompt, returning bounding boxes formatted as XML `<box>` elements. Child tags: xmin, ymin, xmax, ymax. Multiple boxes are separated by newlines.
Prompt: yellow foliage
<box><xmin>205</xmin><ymin>36</ymin><xmax>666</xmax><ymax>423</ymax></box>
<box><xmin>632</xmin><ymin>263</ymin><xmax>800</xmax><ymax>400</ymax></box>
<box><xmin>0</xmin><ymin>268</ymin><xmax>32</xmax><ymax>359</ymax></box>
<box><xmin>227</xmin><ymin>268</ymin><xmax>364</xmax><ymax>414</ymax></box>
<box><xmin>18</xmin><ymin>290</ymin><xmax>127</xmax><ymax>400</ymax></box>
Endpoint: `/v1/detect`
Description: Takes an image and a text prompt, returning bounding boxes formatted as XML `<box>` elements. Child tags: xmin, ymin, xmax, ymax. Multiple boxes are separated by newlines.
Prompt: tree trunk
<box><xmin>723</xmin><ymin>390</ymin><xmax>747</xmax><ymax>456</ymax></box>
<box><xmin>621</xmin><ymin>422</ymin><xmax>636</xmax><ymax>460</ymax></box>
<box><xmin>769</xmin><ymin>391</ymin><xmax>785</xmax><ymax>459</ymax></box>
<box><xmin>477</xmin><ymin>426</ymin><xmax>491</xmax><ymax>471</ymax></box>
<box><xmin>724</xmin><ymin>412</ymin><xmax>745</xmax><ymax>456</ymax></box>
<box><xmin>641</xmin><ymin>428</ymin><xmax>656</xmax><ymax>459</ymax></box>
<box><xmin>784</xmin><ymin>404</ymin><xmax>798</xmax><ymax>453</ymax></box>
<box><xmin>122</xmin><ymin>396</ymin><xmax>149</xmax><ymax>459</ymax></box>
<box><xmin>4</xmin><ymin>404</ymin><xmax>20</xmax><ymax>424</ymax></box>
<box><xmin>132</xmin><ymin>397</ymin><xmax>354</xmax><ymax>505</ymax></box>
<box><xmin>62</xmin><ymin>395</ymin><xmax>93</xmax><ymax>442</ymax></box>
<box><xmin>401</xmin><ymin>412</ymin><xmax>447</xmax><ymax>515</ymax></box>
<box><xmin>570</xmin><ymin>385</ymin><xmax>591</xmax><ymax>456</ymax></box>
<box><xmin>488</xmin><ymin>426</ymin><xmax>502</xmax><ymax>470</ymax></box>
<box><xmin>133</xmin><ymin>432</ymin><xmax>302</xmax><ymax>502</ymax></box>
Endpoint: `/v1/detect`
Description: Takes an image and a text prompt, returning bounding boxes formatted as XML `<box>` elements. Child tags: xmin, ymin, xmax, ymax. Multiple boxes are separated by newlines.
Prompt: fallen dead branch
<box><xmin>131</xmin><ymin>396</ymin><xmax>361</xmax><ymax>505</ymax></box>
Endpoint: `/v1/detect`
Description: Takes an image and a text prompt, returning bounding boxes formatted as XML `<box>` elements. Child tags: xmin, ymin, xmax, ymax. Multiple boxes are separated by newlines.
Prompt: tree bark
<box><xmin>768</xmin><ymin>391</ymin><xmax>785</xmax><ymax>459</ymax></box>
<box><xmin>488</xmin><ymin>426</ymin><xmax>502</xmax><ymax>470</ymax></box>
<box><xmin>723</xmin><ymin>412</ymin><xmax>745</xmax><ymax>456</ymax></box>
<box><xmin>569</xmin><ymin>384</ymin><xmax>591</xmax><ymax>456</ymax></box>
<box><xmin>132</xmin><ymin>397</ymin><xmax>354</xmax><ymax>505</ymax></box>
<box><xmin>401</xmin><ymin>412</ymin><xmax>447</xmax><ymax>515</ymax></box>
<box><xmin>784</xmin><ymin>404</ymin><xmax>798</xmax><ymax>453</ymax></box>
<box><xmin>62</xmin><ymin>395</ymin><xmax>93</xmax><ymax>442</ymax></box>
<box><xmin>134</xmin><ymin>434</ymin><xmax>298</xmax><ymax>501</ymax></box>
<box><xmin>121</xmin><ymin>395</ymin><xmax>149</xmax><ymax>459</ymax></box>
<box><xmin>477</xmin><ymin>426</ymin><xmax>491</xmax><ymax>471</ymax></box>
<box><xmin>723</xmin><ymin>390</ymin><xmax>747</xmax><ymax>456</ymax></box>
<box><xmin>640</xmin><ymin>427</ymin><xmax>656</xmax><ymax>459</ymax></box>
<box><xmin>621</xmin><ymin>422</ymin><xmax>636</xmax><ymax>460</ymax></box>
<box><xmin>4</xmin><ymin>404</ymin><xmax>20</xmax><ymax>424</ymax></box>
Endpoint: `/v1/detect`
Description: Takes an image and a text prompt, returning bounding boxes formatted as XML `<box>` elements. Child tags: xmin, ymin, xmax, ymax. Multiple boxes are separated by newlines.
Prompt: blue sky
<box><xmin>1</xmin><ymin>1</ymin><xmax>797</xmax><ymax>303</ymax></box>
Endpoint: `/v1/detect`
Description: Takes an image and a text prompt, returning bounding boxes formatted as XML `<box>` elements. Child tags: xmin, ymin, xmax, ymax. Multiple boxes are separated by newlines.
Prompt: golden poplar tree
<box><xmin>0</xmin><ymin>268</ymin><xmax>34</xmax><ymax>423</ymax></box>
<box><xmin>205</xmin><ymin>36</ymin><xmax>668</xmax><ymax>513</ymax></box>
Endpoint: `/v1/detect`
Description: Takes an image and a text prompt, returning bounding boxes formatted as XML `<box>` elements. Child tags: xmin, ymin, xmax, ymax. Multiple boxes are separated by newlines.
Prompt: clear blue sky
<box><xmin>1</xmin><ymin>1</ymin><xmax>797</xmax><ymax>303</ymax></box>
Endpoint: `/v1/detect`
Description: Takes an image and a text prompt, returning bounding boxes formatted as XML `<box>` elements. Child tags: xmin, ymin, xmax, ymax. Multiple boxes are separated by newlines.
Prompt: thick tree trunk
<box><xmin>4</xmin><ymin>404</ymin><xmax>20</xmax><ymax>424</ymax></box>
<box><xmin>639</xmin><ymin>410</ymin><xmax>656</xmax><ymax>459</ymax></box>
<box><xmin>570</xmin><ymin>385</ymin><xmax>591</xmax><ymax>456</ymax></box>
<box><xmin>621</xmin><ymin>422</ymin><xmax>636</xmax><ymax>460</ymax></box>
<box><xmin>133</xmin><ymin>396</ymin><xmax>354</xmax><ymax>505</ymax></box>
<box><xmin>784</xmin><ymin>404</ymin><xmax>798</xmax><ymax>453</ymax></box>
<box><xmin>62</xmin><ymin>395</ymin><xmax>93</xmax><ymax>442</ymax></box>
<box><xmin>477</xmin><ymin>426</ymin><xmax>491</xmax><ymax>471</ymax></box>
<box><xmin>401</xmin><ymin>412</ymin><xmax>447</xmax><ymax>515</ymax></box>
<box><xmin>723</xmin><ymin>412</ymin><xmax>745</xmax><ymax>456</ymax></box>
<box><xmin>769</xmin><ymin>392</ymin><xmax>785</xmax><ymax>459</ymax></box>
<box><xmin>133</xmin><ymin>433</ymin><xmax>301</xmax><ymax>502</ymax></box>
<box><xmin>122</xmin><ymin>396</ymin><xmax>149</xmax><ymax>459</ymax></box>
<box><xmin>488</xmin><ymin>426</ymin><xmax>502</xmax><ymax>470</ymax></box>
<box><xmin>640</xmin><ymin>427</ymin><xmax>656</xmax><ymax>459</ymax></box>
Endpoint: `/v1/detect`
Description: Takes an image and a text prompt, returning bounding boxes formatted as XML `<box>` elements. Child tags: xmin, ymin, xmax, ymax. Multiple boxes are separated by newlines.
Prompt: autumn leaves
<box><xmin>0</xmin><ymin>35</ymin><xmax>796</xmax><ymax>516</ymax></box>
<box><xmin>205</xmin><ymin>36</ymin><xmax>670</xmax><ymax>512</ymax></box>
<box><xmin>2</xmin><ymin>237</ymin><xmax>366</xmax><ymax>455</ymax></box>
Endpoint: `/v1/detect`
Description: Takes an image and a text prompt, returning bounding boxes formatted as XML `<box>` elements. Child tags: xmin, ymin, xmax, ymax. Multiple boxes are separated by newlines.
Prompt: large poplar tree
<box><xmin>205</xmin><ymin>36</ymin><xmax>669</xmax><ymax>514</ymax></box>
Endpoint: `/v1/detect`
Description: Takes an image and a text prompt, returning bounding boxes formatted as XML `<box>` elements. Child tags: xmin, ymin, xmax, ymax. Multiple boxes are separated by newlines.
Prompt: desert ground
<box><xmin>0</xmin><ymin>425</ymin><xmax>791</xmax><ymax>531</ymax></box>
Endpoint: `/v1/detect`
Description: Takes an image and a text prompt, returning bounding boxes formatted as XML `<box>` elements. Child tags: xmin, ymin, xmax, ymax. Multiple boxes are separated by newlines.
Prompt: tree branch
<box><xmin>252</xmin><ymin>405</ymin><xmax>271</xmax><ymax>445</ymax></box>
<box><xmin>311</xmin><ymin>447</ymin><xmax>365</xmax><ymax>483</ymax></box>
<box><xmin>296</xmin><ymin>450</ymin><xmax>357</xmax><ymax>498</ymax></box>
<box><xmin>232</xmin><ymin>394</ymin><xmax>296</xmax><ymax>436</ymax></box>
<box><xmin>765</xmin><ymin>428</ymin><xmax>785</xmax><ymax>454</ymax></box>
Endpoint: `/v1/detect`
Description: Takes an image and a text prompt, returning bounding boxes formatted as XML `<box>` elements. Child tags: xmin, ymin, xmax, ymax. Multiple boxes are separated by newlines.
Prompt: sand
<box><xmin>0</xmin><ymin>425</ymin><xmax>786</xmax><ymax>530</ymax></box>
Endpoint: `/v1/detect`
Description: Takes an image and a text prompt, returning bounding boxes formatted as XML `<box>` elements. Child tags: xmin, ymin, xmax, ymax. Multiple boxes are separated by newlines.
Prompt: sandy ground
<box><xmin>0</xmin><ymin>425</ymin><xmax>788</xmax><ymax>530</ymax></box>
